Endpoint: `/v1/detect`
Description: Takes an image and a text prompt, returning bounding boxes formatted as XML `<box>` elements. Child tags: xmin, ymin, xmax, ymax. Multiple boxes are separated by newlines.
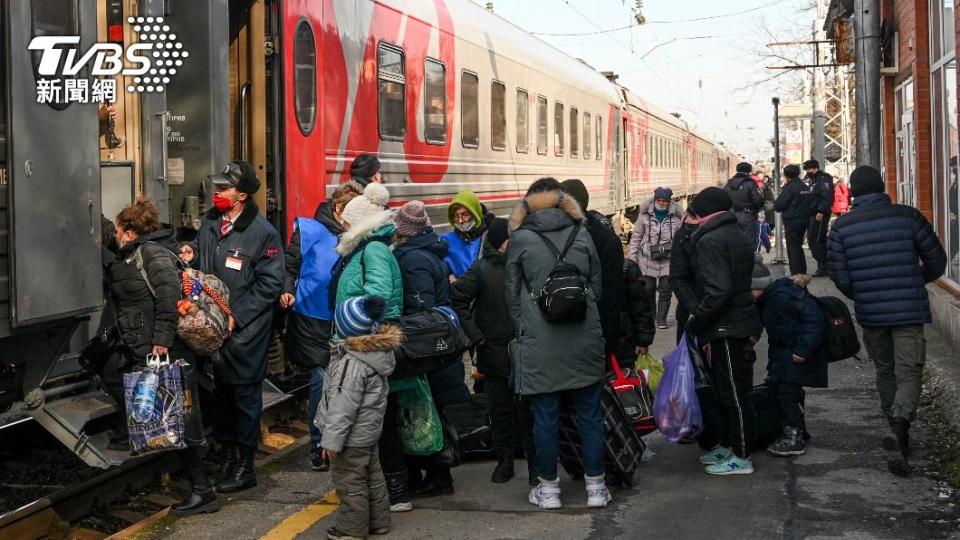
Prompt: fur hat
<box><xmin>341</xmin><ymin>182</ymin><xmax>390</xmax><ymax>227</ymax></box>
<box><xmin>751</xmin><ymin>254</ymin><xmax>773</xmax><ymax>290</ymax></box>
<box><xmin>689</xmin><ymin>187</ymin><xmax>733</xmax><ymax>217</ymax></box>
<box><xmin>394</xmin><ymin>200</ymin><xmax>431</xmax><ymax>237</ymax></box>
<box><xmin>335</xmin><ymin>295</ymin><xmax>387</xmax><ymax>337</ymax></box>
<box><xmin>486</xmin><ymin>217</ymin><xmax>509</xmax><ymax>249</ymax></box>
<box><xmin>850</xmin><ymin>165</ymin><xmax>885</xmax><ymax>197</ymax></box>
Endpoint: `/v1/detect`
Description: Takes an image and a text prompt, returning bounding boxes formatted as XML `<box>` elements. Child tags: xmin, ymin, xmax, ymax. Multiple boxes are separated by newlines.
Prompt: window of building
<box><xmin>583</xmin><ymin>113</ymin><xmax>592</xmax><ymax>159</ymax></box>
<box><xmin>596</xmin><ymin>115</ymin><xmax>603</xmax><ymax>160</ymax></box>
<box><xmin>461</xmin><ymin>70</ymin><xmax>479</xmax><ymax>148</ymax></box>
<box><xmin>569</xmin><ymin>107</ymin><xmax>579</xmax><ymax>157</ymax></box>
<box><xmin>377</xmin><ymin>42</ymin><xmax>405</xmax><ymax>140</ymax></box>
<box><xmin>491</xmin><ymin>81</ymin><xmax>506</xmax><ymax>151</ymax></box>
<box><xmin>424</xmin><ymin>58</ymin><xmax>446</xmax><ymax>144</ymax></box>
<box><xmin>537</xmin><ymin>96</ymin><xmax>548</xmax><ymax>155</ymax></box>
<box><xmin>516</xmin><ymin>89</ymin><xmax>529</xmax><ymax>153</ymax></box>
<box><xmin>293</xmin><ymin>20</ymin><xmax>317</xmax><ymax>135</ymax></box>
<box><xmin>930</xmin><ymin>0</ymin><xmax>959</xmax><ymax>281</ymax></box>
<box><xmin>554</xmin><ymin>101</ymin><xmax>564</xmax><ymax>156</ymax></box>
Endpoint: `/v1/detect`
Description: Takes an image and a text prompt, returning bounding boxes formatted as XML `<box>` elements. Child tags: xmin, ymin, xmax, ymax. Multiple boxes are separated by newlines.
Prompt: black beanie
<box><xmin>783</xmin><ymin>164</ymin><xmax>801</xmax><ymax>179</ymax></box>
<box><xmin>690</xmin><ymin>187</ymin><xmax>733</xmax><ymax>217</ymax></box>
<box><xmin>803</xmin><ymin>159</ymin><xmax>820</xmax><ymax>170</ymax></box>
<box><xmin>736</xmin><ymin>162</ymin><xmax>752</xmax><ymax>174</ymax></box>
<box><xmin>849</xmin><ymin>165</ymin><xmax>885</xmax><ymax>197</ymax></box>
<box><xmin>486</xmin><ymin>217</ymin><xmax>509</xmax><ymax>250</ymax></box>
<box><xmin>560</xmin><ymin>179</ymin><xmax>589</xmax><ymax>211</ymax></box>
<box><xmin>350</xmin><ymin>153</ymin><xmax>381</xmax><ymax>178</ymax></box>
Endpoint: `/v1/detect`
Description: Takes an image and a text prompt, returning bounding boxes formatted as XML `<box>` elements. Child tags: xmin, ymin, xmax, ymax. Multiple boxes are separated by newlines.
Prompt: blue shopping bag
<box><xmin>122</xmin><ymin>354</ymin><xmax>188</xmax><ymax>455</ymax></box>
<box><xmin>653</xmin><ymin>333</ymin><xmax>703</xmax><ymax>443</ymax></box>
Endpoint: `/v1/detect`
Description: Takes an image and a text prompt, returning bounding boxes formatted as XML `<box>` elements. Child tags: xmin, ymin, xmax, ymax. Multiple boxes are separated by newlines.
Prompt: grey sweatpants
<box><xmin>330</xmin><ymin>445</ymin><xmax>391</xmax><ymax>536</ymax></box>
<box><xmin>862</xmin><ymin>325</ymin><xmax>926</xmax><ymax>422</ymax></box>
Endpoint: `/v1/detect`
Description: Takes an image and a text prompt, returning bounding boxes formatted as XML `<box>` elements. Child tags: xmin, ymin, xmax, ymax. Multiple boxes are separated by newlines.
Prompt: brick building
<box><xmin>827</xmin><ymin>0</ymin><xmax>960</xmax><ymax>344</ymax></box>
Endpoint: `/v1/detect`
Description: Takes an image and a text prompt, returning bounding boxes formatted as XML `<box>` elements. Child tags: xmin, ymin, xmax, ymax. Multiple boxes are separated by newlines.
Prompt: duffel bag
<box><xmin>393</xmin><ymin>306</ymin><xmax>468</xmax><ymax>380</ymax></box>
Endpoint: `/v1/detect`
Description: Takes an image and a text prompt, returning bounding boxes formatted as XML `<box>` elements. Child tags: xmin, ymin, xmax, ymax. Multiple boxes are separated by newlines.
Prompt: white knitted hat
<box><xmin>341</xmin><ymin>182</ymin><xmax>390</xmax><ymax>227</ymax></box>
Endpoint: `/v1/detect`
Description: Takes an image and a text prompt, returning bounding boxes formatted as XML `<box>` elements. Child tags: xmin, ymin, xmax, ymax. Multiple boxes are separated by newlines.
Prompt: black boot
<box><xmin>384</xmin><ymin>470</ymin><xmax>412</xmax><ymax>512</ymax></box>
<box><xmin>216</xmin><ymin>445</ymin><xmax>257</xmax><ymax>493</ymax></box>
<box><xmin>881</xmin><ymin>416</ymin><xmax>898</xmax><ymax>451</ymax></box>
<box><xmin>887</xmin><ymin>417</ymin><xmax>911</xmax><ymax>477</ymax></box>
<box><xmin>214</xmin><ymin>443</ymin><xmax>239</xmax><ymax>485</ymax></box>
<box><xmin>491</xmin><ymin>453</ymin><xmax>514</xmax><ymax>483</ymax></box>
<box><xmin>172</xmin><ymin>447</ymin><xmax>221</xmax><ymax>516</ymax></box>
<box><xmin>767</xmin><ymin>426</ymin><xmax>805</xmax><ymax>457</ymax></box>
<box><xmin>410</xmin><ymin>467</ymin><xmax>454</xmax><ymax>498</ymax></box>
<box><xmin>656</xmin><ymin>301</ymin><xmax>671</xmax><ymax>329</ymax></box>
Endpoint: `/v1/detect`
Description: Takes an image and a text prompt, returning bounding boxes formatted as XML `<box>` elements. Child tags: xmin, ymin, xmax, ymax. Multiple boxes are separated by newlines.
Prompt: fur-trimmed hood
<box><xmin>339</xmin><ymin>324</ymin><xmax>401</xmax><ymax>377</ymax></box>
<box><xmin>336</xmin><ymin>209</ymin><xmax>395</xmax><ymax>256</ymax></box>
<box><xmin>508</xmin><ymin>190</ymin><xmax>584</xmax><ymax>232</ymax></box>
<box><xmin>642</xmin><ymin>198</ymin><xmax>683</xmax><ymax>218</ymax></box>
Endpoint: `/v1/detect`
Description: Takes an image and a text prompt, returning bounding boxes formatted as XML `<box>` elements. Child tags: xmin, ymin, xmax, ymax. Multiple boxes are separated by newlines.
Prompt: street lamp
<box><xmin>771</xmin><ymin>97</ymin><xmax>787</xmax><ymax>265</ymax></box>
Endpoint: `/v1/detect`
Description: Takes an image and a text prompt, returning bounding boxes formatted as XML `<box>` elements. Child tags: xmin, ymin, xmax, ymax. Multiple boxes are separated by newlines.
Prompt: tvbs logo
<box><xmin>29</xmin><ymin>16</ymin><xmax>188</xmax><ymax>104</ymax></box>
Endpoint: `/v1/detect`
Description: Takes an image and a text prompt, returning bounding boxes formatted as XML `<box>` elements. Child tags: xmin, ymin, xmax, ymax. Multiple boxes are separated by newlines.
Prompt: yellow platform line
<box><xmin>260</xmin><ymin>490</ymin><xmax>340</xmax><ymax>540</ymax></box>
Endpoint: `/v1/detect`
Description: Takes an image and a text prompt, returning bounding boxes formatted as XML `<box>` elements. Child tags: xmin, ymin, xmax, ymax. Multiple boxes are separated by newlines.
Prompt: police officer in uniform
<box><xmin>195</xmin><ymin>161</ymin><xmax>285</xmax><ymax>493</ymax></box>
<box><xmin>724</xmin><ymin>162</ymin><xmax>765</xmax><ymax>251</ymax></box>
<box><xmin>803</xmin><ymin>159</ymin><xmax>835</xmax><ymax>277</ymax></box>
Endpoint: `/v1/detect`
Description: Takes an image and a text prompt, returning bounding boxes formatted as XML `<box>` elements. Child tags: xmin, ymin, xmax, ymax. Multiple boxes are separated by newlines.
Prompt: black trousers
<box><xmin>214</xmin><ymin>380</ymin><xmax>262</xmax><ymax>450</ymax></box>
<box><xmin>774</xmin><ymin>382</ymin><xmax>806</xmax><ymax>431</ymax></box>
<box><xmin>485</xmin><ymin>376</ymin><xmax>535</xmax><ymax>459</ymax></box>
<box><xmin>807</xmin><ymin>217</ymin><xmax>829</xmax><ymax>271</ymax></box>
<box><xmin>641</xmin><ymin>276</ymin><xmax>673</xmax><ymax>323</ymax></box>
<box><xmin>783</xmin><ymin>220</ymin><xmax>809</xmax><ymax>275</ymax></box>
<box><xmin>703</xmin><ymin>337</ymin><xmax>755</xmax><ymax>458</ymax></box>
<box><xmin>378</xmin><ymin>393</ymin><xmax>406</xmax><ymax>475</ymax></box>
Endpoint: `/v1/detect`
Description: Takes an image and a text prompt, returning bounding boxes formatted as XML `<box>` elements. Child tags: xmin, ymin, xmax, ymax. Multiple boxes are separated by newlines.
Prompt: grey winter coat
<box><xmin>316</xmin><ymin>324</ymin><xmax>400</xmax><ymax>452</ymax></box>
<box><xmin>628</xmin><ymin>200</ymin><xmax>683</xmax><ymax>278</ymax></box>
<box><xmin>506</xmin><ymin>190</ymin><xmax>605</xmax><ymax>396</ymax></box>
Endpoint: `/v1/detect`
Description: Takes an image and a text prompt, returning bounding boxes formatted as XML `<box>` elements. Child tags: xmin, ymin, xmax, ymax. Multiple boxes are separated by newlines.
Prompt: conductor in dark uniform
<box><xmin>194</xmin><ymin>161</ymin><xmax>285</xmax><ymax>493</ymax></box>
<box><xmin>803</xmin><ymin>159</ymin><xmax>835</xmax><ymax>277</ymax></box>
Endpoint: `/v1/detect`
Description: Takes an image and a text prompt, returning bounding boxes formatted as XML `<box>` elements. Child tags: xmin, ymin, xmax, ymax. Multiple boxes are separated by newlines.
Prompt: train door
<box><xmin>5</xmin><ymin>0</ymin><xmax>102</xmax><ymax>327</ymax></box>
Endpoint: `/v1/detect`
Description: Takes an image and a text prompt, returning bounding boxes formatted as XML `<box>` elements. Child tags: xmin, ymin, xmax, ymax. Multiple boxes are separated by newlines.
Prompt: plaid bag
<box><xmin>123</xmin><ymin>355</ymin><xmax>187</xmax><ymax>455</ymax></box>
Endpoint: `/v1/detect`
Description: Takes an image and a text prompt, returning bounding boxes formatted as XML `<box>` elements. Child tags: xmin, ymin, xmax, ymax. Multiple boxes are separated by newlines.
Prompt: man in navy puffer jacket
<box><xmin>827</xmin><ymin>165</ymin><xmax>946</xmax><ymax>476</ymax></box>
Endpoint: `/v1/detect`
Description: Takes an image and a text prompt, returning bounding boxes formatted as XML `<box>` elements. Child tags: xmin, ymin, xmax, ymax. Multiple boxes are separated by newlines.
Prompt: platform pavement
<box><xmin>138</xmin><ymin>258</ymin><xmax>960</xmax><ymax>540</ymax></box>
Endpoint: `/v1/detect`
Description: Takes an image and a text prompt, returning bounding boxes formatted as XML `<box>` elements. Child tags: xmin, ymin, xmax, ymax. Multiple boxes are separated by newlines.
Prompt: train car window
<box><xmin>32</xmin><ymin>0</ymin><xmax>80</xmax><ymax>110</ymax></box>
<box><xmin>491</xmin><ymin>81</ymin><xmax>506</xmax><ymax>151</ymax></box>
<box><xmin>424</xmin><ymin>58</ymin><xmax>446</xmax><ymax>144</ymax></box>
<box><xmin>554</xmin><ymin>102</ymin><xmax>564</xmax><ymax>156</ymax></box>
<box><xmin>537</xmin><ymin>96</ymin><xmax>548</xmax><ymax>155</ymax></box>
<box><xmin>569</xmin><ymin>108</ymin><xmax>578</xmax><ymax>157</ymax></box>
<box><xmin>596</xmin><ymin>115</ymin><xmax>602</xmax><ymax>160</ymax></box>
<box><xmin>516</xmin><ymin>89</ymin><xmax>529</xmax><ymax>153</ymax></box>
<box><xmin>583</xmin><ymin>113</ymin><xmax>592</xmax><ymax>159</ymax></box>
<box><xmin>294</xmin><ymin>21</ymin><xmax>317</xmax><ymax>135</ymax></box>
<box><xmin>378</xmin><ymin>42</ymin><xmax>406</xmax><ymax>140</ymax></box>
<box><xmin>461</xmin><ymin>71</ymin><xmax>479</xmax><ymax>148</ymax></box>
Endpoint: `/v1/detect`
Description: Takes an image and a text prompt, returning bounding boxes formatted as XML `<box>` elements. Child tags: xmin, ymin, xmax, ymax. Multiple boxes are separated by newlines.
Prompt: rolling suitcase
<box><xmin>558</xmin><ymin>383</ymin><xmax>646</xmax><ymax>487</ymax></box>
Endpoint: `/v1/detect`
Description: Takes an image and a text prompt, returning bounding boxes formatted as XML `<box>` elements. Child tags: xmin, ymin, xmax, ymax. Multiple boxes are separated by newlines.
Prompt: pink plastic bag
<box><xmin>653</xmin><ymin>333</ymin><xmax>703</xmax><ymax>443</ymax></box>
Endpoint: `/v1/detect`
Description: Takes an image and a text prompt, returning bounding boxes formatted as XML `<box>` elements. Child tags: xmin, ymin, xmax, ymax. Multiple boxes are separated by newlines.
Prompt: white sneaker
<box><xmin>585</xmin><ymin>475</ymin><xmax>612</xmax><ymax>508</ymax></box>
<box><xmin>528</xmin><ymin>477</ymin><xmax>562</xmax><ymax>510</ymax></box>
<box><xmin>389</xmin><ymin>501</ymin><xmax>413</xmax><ymax>512</ymax></box>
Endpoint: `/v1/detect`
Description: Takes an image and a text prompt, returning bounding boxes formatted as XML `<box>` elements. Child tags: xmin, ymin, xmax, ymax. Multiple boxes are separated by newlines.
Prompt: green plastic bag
<box><xmin>636</xmin><ymin>353</ymin><xmax>665</xmax><ymax>393</ymax></box>
<box><xmin>397</xmin><ymin>376</ymin><xmax>444</xmax><ymax>456</ymax></box>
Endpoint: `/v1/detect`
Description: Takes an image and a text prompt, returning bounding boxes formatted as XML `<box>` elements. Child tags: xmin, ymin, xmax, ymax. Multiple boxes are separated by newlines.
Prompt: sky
<box><xmin>468</xmin><ymin>0</ymin><xmax>816</xmax><ymax>164</ymax></box>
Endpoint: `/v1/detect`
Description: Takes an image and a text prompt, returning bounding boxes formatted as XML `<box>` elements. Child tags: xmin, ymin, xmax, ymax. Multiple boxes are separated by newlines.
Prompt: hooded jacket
<box><xmin>628</xmin><ymin>199</ymin><xmax>683</xmax><ymax>278</ymax></box>
<box><xmin>833</xmin><ymin>182</ymin><xmax>850</xmax><ymax>214</ymax></box>
<box><xmin>443</xmin><ymin>192</ymin><xmax>494</xmax><ymax>278</ymax></box>
<box><xmin>331</xmin><ymin>210</ymin><xmax>404</xmax><ymax>319</ymax></box>
<box><xmin>316</xmin><ymin>324</ymin><xmax>400</xmax><ymax>452</ymax></box>
<box><xmin>686</xmin><ymin>211</ymin><xmax>763</xmax><ymax>342</ymax></box>
<box><xmin>108</xmin><ymin>228</ymin><xmax>181</xmax><ymax>362</ymax></box>
<box><xmin>774</xmin><ymin>177</ymin><xmax>816</xmax><ymax>224</ymax></box>
<box><xmin>759</xmin><ymin>277</ymin><xmax>828</xmax><ymax>387</ymax></box>
<box><xmin>393</xmin><ymin>228</ymin><xmax>451</xmax><ymax>313</ymax></box>
<box><xmin>615</xmin><ymin>259</ymin><xmax>656</xmax><ymax>365</ymax></box>
<box><xmin>505</xmin><ymin>190</ymin><xmax>604</xmax><ymax>395</ymax></box>
<box><xmin>195</xmin><ymin>201</ymin><xmax>285</xmax><ymax>384</ymax></box>
<box><xmin>670</xmin><ymin>220</ymin><xmax>700</xmax><ymax>330</ymax></box>
<box><xmin>726</xmin><ymin>173</ymin><xmax>764</xmax><ymax>216</ymax></box>
<box><xmin>451</xmin><ymin>241</ymin><xmax>515</xmax><ymax>379</ymax></box>
<box><xmin>827</xmin><ymin>193</ymin><xmax>946</xmax><ymax>327</ymax></box>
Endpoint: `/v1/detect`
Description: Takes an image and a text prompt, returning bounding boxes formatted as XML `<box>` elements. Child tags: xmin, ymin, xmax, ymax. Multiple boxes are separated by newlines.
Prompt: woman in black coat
<box><xmin>104</xmin><ymin>198</ymin><xmax>219</xmax><ymax>517</ymax></box>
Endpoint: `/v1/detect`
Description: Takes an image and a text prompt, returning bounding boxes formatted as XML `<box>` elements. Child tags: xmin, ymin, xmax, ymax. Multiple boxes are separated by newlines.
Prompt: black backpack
<box><xmin>525</xmin><ymin>224</ymin><xmax>588</xmax><ymax>324</ymax></box>
<box><xmin>812</xmin><ymin>295</ymin><xmax>860</xmax><ymax>362</ymax></box>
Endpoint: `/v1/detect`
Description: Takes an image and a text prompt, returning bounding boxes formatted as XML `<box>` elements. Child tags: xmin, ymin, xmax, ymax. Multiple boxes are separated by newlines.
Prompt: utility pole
<box><xmin>853</xmin><ymin>0</ymin><xmax>881</xmax><ymax>167</ymax></box>
<box><xmin>813</xmin><ymin>0</ymin><xmax>828</xmax><ymax>166</ymax></box>
<box><xmin>772</xmin><ymin>97</ymin><xmax>787</xmax><ymax>265</ymax></box>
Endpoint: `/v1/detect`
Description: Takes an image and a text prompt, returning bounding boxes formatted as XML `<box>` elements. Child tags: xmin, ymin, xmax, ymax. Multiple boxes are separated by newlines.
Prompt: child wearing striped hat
<box><xmin>317</xmin><ymin>295</ymin><xmax>401</xmax><ymax>539</ymax></box>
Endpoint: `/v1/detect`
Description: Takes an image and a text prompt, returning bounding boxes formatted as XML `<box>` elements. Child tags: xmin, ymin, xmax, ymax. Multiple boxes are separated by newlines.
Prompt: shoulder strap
<box><xmin>132</xmin><ymin>246</ymin><xmax>157</xmax><ymax>298</ymax></box>
<box><xmin>529</xmin><ymin>223</ymin><xmax>581</xmax><ymax>262</ymax></box>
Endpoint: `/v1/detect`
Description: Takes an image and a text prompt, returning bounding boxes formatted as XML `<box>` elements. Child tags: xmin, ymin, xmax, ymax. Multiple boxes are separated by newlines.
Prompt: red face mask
<box><xmin>213</xmin><ymin>192</ymin><xmax>236</xmax><ymax>213</ymax></box>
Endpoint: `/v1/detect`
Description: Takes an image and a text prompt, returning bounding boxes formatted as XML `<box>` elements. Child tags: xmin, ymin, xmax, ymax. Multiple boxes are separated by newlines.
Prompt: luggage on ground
<box><xmin>558</xmin><ymin>384</ymin><xmax>646</xmax><ymax>487</ymax></box>
<box><xmin>441</xmin><ymin>392</ymin><xmax>495</xmax><ymax>458</ymax></box>
<box><xmin>607</xmin><ymin>354</ymin><xmax>656</xmax><ymax>436</ymax></box>
<box><xmin>747</xmin><ymin>383</ymin><xmax>787</xmax><ymax>450</ymax></box>
<box><xmin>653</xmin><ymin>333</ymin><xmax>703</xmax><ymax>443</ymax></box>
<box><xmin>123</xmin><ymin>354</ymin><xmax>188</xmax><ymax>455</ymax></box>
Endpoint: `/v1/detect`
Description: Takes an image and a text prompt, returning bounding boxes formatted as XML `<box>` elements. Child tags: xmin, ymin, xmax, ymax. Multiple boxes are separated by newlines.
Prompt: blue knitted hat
<box><xmin>335</xmin><ymin>295</ymin><xmax>387</xmax><ymax>337</ymax></box>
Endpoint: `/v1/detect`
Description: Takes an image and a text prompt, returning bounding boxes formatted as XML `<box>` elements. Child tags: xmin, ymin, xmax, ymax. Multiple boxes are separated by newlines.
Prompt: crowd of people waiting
<box><xmin>96</xmin><ymin>152</ymin><xmax>947</xmax><ymax>539</ymax></box>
